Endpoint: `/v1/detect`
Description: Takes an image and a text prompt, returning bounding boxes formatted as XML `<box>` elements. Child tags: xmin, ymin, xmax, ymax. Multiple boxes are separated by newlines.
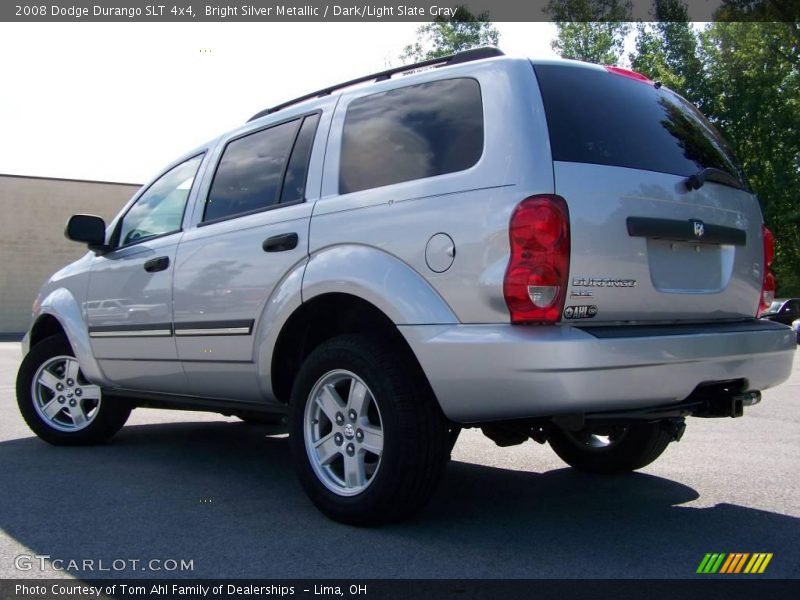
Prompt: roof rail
<box><xmin>247</xmin><ymin>46</ymin><xmax>504</xmax><ymax>122</ymax></box>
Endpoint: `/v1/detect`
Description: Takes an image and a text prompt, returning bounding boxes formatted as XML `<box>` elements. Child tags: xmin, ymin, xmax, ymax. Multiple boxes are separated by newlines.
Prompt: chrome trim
<box><xmin>174</xmin><ymin>327</ymin><xmax>252</xmax><ymax>336</ymax></box>
<box><xmin>89</xmin><ymin>329</ymin><xmax>173</xmax><ymax>338</ymax></box>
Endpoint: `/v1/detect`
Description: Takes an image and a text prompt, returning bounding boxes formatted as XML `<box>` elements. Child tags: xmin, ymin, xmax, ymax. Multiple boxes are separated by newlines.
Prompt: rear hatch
<box><xmin>532</xmin><ymin>60</ymin><xmax>764</xmax><ymax>323</ymax></box>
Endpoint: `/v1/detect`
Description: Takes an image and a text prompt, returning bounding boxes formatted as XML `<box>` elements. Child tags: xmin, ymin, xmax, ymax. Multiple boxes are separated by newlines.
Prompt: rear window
<box><xmin>533</xmin><ymin>63</ymin><xmax>746</xmax><ymax>186</ymax></box>
<box><xmin>339</xmin><ymin>78</ymin><xmax>483</xmax><ymax>194</ymax></box>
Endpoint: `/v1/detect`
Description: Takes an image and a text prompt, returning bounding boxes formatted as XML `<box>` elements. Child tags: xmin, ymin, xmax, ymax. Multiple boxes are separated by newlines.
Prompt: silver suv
<box><xmin>17</xmin><ymin>48</ymin><xmax>795</xmax><ymax>524</ymax></box>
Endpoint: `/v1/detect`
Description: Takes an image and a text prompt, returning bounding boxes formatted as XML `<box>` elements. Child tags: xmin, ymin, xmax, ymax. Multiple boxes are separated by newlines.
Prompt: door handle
<box><xmin>263</xmin><ymin>232</ymin><xmax>299</xmax><ymax>252</ymax></box>
<box><xmin>144</xmin><ymin>256</ymin><xmax>170</xmax><ymax>273</ymax></box>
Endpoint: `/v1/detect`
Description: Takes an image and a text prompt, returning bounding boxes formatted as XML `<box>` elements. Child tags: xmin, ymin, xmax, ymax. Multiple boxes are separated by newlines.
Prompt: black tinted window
<box><xmin>533</xmin><ymin>64</ymin><xmax>745</xmax><ymax>185</ymax></box>
<box><xmin>204</xmin><ymin>119</ymin><xmax>299</xmax><ymax>222</ymax></box>
<box><xmin>280</xmin><ymin>113</ymin><xmax>320</xmax><ymax>204</ymax></box>
<box><xmin>340</xmin><ymin>78</ymin><xmax>483</xmax><ymax>194</ymax></box>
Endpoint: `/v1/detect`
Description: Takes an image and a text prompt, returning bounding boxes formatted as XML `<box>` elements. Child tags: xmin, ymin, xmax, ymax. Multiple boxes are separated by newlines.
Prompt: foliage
<box><xmin>400</xmin><ymin>6</ymin><xmax>499</xmax><ymax>63</ymax></box>
<box><xmin>699</xmin><ymin>21</ymin><xmax>800</xmax><ymax>295</ymax></box>
<box><xmin>546</xmin><ymin>0</ymin><xmax>633</xmax><ymax>64</ymax></box>
<box><xmin>550</xmin><ymin>0</ymin><xmax>799</xmax><ymax>294</ymax></box>
<box><xmin>629</xmin><ymin>1</ymin><xmax>707</xmax><ymax>109</ymax></box>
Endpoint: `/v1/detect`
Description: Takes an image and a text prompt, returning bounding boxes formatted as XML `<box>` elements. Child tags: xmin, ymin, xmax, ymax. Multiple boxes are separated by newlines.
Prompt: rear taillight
<box><xmin>758</xmin><ymin>224</ymin><xmax>776</xmax><ymax>314</ymax></box>
<box><xmin>504</xmin><ymin>195</ymin><xmax>570</xmax><ymax>324</ymax></box>
<box><xmin>604</xmin><ymin>65</ymin><xmax>653</xmax><ymax>84</ymax></box>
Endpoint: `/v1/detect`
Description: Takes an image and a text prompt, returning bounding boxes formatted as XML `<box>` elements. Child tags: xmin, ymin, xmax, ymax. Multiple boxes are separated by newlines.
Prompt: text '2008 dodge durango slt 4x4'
<box><xmin>17</xmin><ymin>48</ymin><xmax>796</xmax><ymax>525</ymax></box>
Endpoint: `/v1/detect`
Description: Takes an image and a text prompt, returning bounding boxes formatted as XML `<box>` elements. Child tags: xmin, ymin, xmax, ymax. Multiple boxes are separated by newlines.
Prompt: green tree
<box><xmin>630</xmin><ymin>0</ymin><xmax>706</xmax><ymax>109</ymax></box>
<box><xmin>400</xmin><ymin>6</ymin><xmax>499</xmax><ymax>62</ymax></box>
<box><xmin>700</xmin><ymin>21</ymin><xmax>800</xmax><ymax>295</ymax></box>
<box><xmin>546</xmin><ymin>0</ymin><xmax>633</xmax><ymax>65</ymax></box>
<box><xmin>556</xmin><ymin>0</ymin><xmax>799</xmax><ymax>294</ymax></box>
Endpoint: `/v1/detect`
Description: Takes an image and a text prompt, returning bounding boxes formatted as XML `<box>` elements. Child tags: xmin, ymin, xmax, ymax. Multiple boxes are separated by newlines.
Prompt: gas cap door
<box><xmin>425</xmin><ymin>233</ymin><xmax>456</xmax><ymax>273</ymax></box>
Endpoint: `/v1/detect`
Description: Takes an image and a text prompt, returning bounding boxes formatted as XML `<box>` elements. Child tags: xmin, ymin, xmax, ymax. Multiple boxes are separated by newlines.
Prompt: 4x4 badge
<box><xmin>692</xmin><ymin>219</ymin><xmax>705</xmax><ymax>238</ymax></box>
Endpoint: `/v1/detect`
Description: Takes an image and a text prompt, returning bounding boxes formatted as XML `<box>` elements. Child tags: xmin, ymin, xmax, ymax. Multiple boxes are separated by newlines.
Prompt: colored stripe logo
<box><xmin>696</xmin><ymin>553</ymin><xmax>773</xmax><ymax>574</ymax></box>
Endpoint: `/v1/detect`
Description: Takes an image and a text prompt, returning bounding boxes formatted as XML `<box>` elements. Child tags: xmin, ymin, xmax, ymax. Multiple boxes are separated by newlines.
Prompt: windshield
<box><xmin>532</xmin><ymin>62</ymin><xmax>747</xmax><ymax>188</ymax></box>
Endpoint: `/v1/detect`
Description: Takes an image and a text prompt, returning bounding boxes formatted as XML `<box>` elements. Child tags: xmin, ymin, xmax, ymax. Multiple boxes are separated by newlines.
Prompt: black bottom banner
<box><xmin>3</xmin><ymin>579</ymin><xmax>799</xmax><ymax>600</ymax></box>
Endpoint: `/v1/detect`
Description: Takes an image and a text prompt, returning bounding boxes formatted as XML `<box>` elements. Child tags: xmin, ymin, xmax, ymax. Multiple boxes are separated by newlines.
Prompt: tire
<box><xmin>548</xmin><ymin>422</ymin><xmax>673</xmax><ymax>474</ymax></box>
<box><xmin>289</xmin><ymin>334</ymin><xmax>449</xmax><ymax>526</ymax></box>
<box><xmin>17</xmin><ymin>335</ymin><xmax>131</xmax><ymax>446</ymax></box>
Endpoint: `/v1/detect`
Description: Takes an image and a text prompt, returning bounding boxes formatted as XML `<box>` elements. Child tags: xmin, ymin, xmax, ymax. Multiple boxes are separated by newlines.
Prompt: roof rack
<box><xmin>247</xmin><ymin>46</ymin><xmax>504</xmax><ymax>122</ymax></box>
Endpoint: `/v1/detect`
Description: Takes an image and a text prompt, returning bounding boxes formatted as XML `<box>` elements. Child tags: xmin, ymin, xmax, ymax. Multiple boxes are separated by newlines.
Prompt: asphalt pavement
<box><xmin>0</xmin><ymin>341</ymin><xmax>798</xmax><ymax>579</ymax></box>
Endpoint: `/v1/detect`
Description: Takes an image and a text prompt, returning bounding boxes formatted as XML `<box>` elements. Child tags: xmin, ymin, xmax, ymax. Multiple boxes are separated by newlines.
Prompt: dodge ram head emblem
<box><xmin>692</xmin><ymin>219</ymin><xmax>705</xmax><ymax>238</ymax></box>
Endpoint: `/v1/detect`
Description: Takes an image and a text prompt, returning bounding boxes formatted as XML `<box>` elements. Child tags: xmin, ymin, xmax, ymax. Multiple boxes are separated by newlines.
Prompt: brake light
<box><xmin>504</xmin><ymin>195</ymin><xmax>570</xmax><ymax>324</ymax></box>
<box><xmin>604</xmin><ymin>65</ymin><xmax>652</xmax><ymax>84</ymax></box>
<box><xmin>758</xmin><ymin>224</ymin><xmax>776</xmax><ymax>314</ymax></box>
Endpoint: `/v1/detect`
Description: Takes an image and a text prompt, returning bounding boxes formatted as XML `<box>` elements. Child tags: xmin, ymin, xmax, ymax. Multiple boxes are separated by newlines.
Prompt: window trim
<box><xmin>198</xmin><ymin>198</ymin><xmax>306</xmax><ymax>228</ymax></box>
<box><xmin>199</xmin><ymin>109</ymin><xmax>322</xmax><ymax>227</ymax></box>
<box><xmin>279</xmin><ymin>112</ymin><xmax>322</xmax><ymax>204</ymax></box>
<box><xmin>337</xmin><ymin>76</ymin><xmax>485</xmax><ymax>196</ymax></box>
<box><xmin>110</xmin><ymin>152</ymin><xmax>206</xmax><ymax>250</ymax></box>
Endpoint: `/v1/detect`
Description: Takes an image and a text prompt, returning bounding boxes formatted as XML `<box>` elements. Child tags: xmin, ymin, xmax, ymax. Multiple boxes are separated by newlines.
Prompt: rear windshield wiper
<box><xmin>684</xmin><ymin>167</ymin><xmax>748</xmax><ymax>192</ymax></box>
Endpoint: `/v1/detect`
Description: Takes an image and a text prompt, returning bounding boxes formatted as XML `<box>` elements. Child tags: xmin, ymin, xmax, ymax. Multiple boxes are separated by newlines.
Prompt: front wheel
<box><xmin>289</xmin><ymin>335</ymin><xmax>449</xmax><ymax>525</ymax></box>
<box><xmin>548</xmin><ymin>422</ymin><xmax>675</xmax><ymax>474</ymax></box>
<box><xmin>17</xmin><ymin>335</ymin><xmax>131</xmax><ymax>445</ymax></box>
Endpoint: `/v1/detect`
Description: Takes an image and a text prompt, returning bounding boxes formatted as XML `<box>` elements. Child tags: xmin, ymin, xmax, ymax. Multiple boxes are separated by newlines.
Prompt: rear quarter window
<box><xmin>339</xmin><ymin>77</ymin><xmax>484</xmax><ymax>194</ymax></box>
<box><xmin>533</xmin><ymin>63</ymin><xmax>745</xmax><ymax>185</ymax></box>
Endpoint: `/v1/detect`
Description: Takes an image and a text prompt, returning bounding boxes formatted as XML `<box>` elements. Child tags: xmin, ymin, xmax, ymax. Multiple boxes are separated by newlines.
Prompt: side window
<box><xmin>204</xmin><ymin>119</ymin><xmax>300</xmax><ymax>223</ymax></box>
<box><xmin>339</xmin><ymin>78</ymin><xmax>484</xmax><ymax>195</ymax></box>
<box><xmin>118</xmin><ymin>155</ymin><xmax>203</xmax><ymax>247</ymax></box>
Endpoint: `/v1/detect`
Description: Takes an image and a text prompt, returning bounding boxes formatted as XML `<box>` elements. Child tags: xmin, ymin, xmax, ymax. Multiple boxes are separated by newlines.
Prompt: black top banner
<box><xmin>2</xmin><ymin>0</ymin><xmax>792</xmax><ymax>23</ymax></box>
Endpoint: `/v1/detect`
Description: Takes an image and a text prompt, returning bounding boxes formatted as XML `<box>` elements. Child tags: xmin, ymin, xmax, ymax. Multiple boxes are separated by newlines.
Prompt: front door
<box><xmin>86</xmin><ymin>154</ymin><xmax>204</xmax><ymax>392</ymax></box>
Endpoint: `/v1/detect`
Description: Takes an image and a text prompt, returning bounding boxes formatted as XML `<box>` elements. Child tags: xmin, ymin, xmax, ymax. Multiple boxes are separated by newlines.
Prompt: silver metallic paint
<box><xmin>22</xmin><ymin>55</ymin><xmax>796</xmax><ymax>424</ymax></box>
<box><xmin>400</xmin><ymin>323</ymin><xmax>795</xmax><ymax>422</ymax></box>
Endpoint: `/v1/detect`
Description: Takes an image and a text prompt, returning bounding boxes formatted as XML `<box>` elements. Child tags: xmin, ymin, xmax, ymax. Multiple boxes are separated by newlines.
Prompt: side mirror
<box><xmin>65</xmin><ymin>214</ymin><xmax>108</xmax><ymax>252</ymax></box>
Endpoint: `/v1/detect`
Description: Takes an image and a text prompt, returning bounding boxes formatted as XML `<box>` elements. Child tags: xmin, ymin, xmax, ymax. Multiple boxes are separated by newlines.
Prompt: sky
<box><xmin>0</xmin><ymin>22</ymin><xmax>561</xmax><ymax>184</ymax></box>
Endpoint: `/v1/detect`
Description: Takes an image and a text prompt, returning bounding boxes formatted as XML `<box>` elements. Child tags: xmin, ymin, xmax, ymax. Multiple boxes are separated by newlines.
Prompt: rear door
<box><xmin>172</xmin><ymin>108</ymin><xmax>327</xmax><ymax>401</ymax></box>
<box><xmin>532</xmin><ymin>61</ymin><xmax>764</xmax><ymax>323</ymax></box>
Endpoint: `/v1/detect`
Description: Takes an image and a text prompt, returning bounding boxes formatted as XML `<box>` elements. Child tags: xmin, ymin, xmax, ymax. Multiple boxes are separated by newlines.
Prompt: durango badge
<box><xmin>563</xmin><ymin>305</ymin><xmax>598</xmax><ymax>319</ymax></box>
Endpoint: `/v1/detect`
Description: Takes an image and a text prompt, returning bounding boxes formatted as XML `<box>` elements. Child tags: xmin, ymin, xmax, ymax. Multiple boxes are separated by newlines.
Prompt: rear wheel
<box><xmin>289</xmin><ymin>335</ymin><xmax>449</xmax><ymax>525</ymax></box>
<box><xmin>548</xmin><ymin>422</ymin><xmax>674</xmax><ymax>474</ymax></box>
<box><xmin>17</xmin><ymin>335</ymin><xmax>130</xmax><ymax>445</ymax></box>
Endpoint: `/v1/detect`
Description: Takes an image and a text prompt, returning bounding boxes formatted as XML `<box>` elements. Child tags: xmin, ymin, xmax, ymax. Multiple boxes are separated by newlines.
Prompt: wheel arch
<box><xmin>301</xmin><ymin>244</ymin><xmax>458</xmax><ymax>326</ymax></box>
<box><xmin>33</xmin><ymin>288</ymin><xmax>107</xmax><ymax>385</ymax></box>
<box><xmin>29</xmin><ymin>313</ymin><xmax>65</xmax><ymax>349</ymax></box>
<box><xmin>269</xmin><ymin>292</ymin><xmax>439</xmax><ymax>408</ymax></box>
<box><xmin>255</xmin><ymin>244</ymin><xmax>458</xmax><ymax>402</ymax></box>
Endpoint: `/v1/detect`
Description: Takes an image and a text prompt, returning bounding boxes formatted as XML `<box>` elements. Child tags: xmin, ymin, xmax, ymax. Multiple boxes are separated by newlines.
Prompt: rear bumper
<box><xmin>399</xmin><ymin>320</ymin><xmax>795</xmax><ymax>423</ymax></box>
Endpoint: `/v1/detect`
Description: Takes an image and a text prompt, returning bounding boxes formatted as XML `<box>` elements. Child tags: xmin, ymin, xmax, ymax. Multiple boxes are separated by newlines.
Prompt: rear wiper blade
<box><xmin>684</xmin><ymin>167</ymin><xmax>747</xmax><ymax>192</ymax></box>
